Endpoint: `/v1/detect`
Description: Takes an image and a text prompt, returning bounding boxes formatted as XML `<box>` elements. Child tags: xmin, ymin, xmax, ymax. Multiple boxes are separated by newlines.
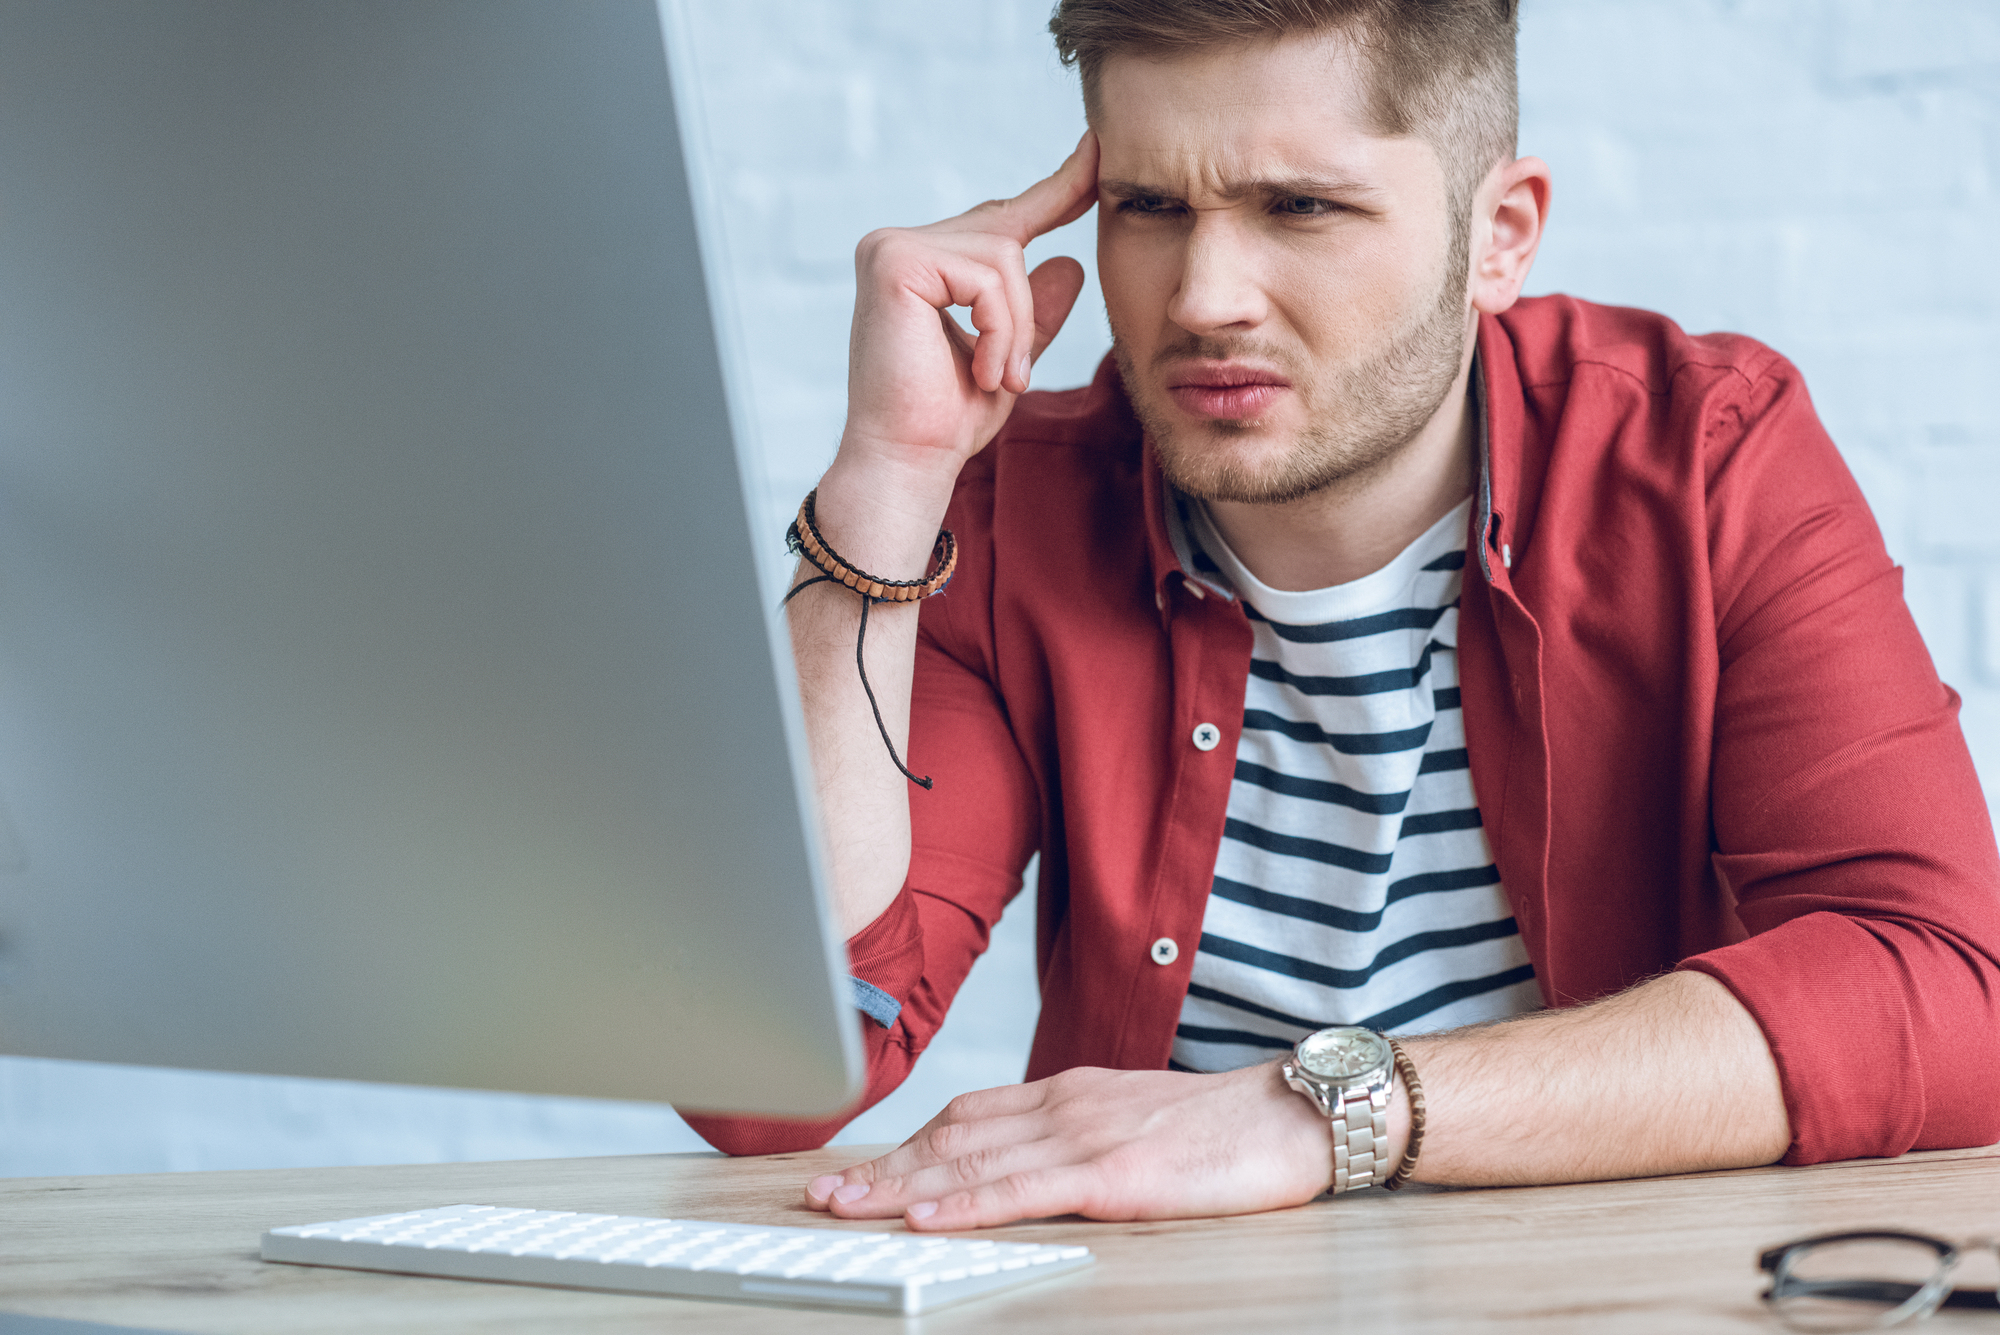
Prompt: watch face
<box><xmin>1297</xmin><ymin>1028</ymin><xmax>1390</xmax><ymax>1082</ymax></box>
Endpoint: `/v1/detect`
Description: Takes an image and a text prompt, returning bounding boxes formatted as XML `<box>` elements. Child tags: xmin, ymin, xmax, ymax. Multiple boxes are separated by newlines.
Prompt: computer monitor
<box><xmin>0</xmin><ymin>0</ymin><xmax>864</xmax><ymax>1118</ymax></box>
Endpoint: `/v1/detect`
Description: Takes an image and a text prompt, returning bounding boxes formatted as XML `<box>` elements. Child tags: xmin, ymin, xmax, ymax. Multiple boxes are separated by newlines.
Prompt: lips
<box><xmin>1164</xmin><ymin>363</ymin><xmax>1291</xmax><ymax>421</ymax></box>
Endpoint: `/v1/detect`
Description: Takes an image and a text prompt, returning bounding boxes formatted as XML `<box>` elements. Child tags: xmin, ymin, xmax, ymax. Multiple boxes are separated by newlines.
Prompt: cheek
<box><xmin>1095</xmin><ymin>226</ymin><xmax>1178</xmax><ymax>340</ymax></box>
<box><xmin>1278</xmin><ymin>236</ymin><xmax>1438</xmax><ymax>349</ymax></box>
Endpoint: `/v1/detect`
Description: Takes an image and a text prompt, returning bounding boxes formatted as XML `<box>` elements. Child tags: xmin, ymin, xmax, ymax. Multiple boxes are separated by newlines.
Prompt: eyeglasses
<box><xmin>1760</xmin><ymin>1231</ymin><xmax>1999</xmax><ymax>1330</ymax></box>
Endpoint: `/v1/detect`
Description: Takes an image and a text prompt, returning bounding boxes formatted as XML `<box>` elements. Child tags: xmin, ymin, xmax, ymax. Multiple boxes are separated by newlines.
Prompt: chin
<box><xmin>1154</xmin><ymin>430</ymin><xmax>1322</xmax><ymax>505</ymax></box>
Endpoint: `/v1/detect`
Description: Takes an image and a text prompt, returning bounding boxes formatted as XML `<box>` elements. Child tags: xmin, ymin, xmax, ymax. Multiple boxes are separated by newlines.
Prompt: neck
<box><xmin>1201</xmin><ymin>341</ymin><xmax>1479</xmax><ymax>593</ymax></box>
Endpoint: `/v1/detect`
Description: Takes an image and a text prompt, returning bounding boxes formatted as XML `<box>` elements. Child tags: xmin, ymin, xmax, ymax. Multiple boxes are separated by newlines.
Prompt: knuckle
<box><xmin>992</xmin><ymin>1170</ymin><xmax>1042</xmax><ymax>1207</ymax></box>
<box><xmin>853</xmin><ymin>227</ymin><xmax>906</xmax><ymax>268</ymax></box>
<box><xmin>925</xmin><ymin>1118</ymin><xmax>973</xmax><ymax>1160</ymax></box>
<box><xmin>948</xmin><ymin>1147</ymin><xmax>1000</xmax><ymax>1188</ymax></box>
<box><xmin>979</xmin><ymin>237</ymin><xmax>1026</xmax><ymax>275</ymax></box>
<box><xmin>1045</xmin><ymin>1066</ymin><xmax>1093</xmax><ymax>1098</ymax></box>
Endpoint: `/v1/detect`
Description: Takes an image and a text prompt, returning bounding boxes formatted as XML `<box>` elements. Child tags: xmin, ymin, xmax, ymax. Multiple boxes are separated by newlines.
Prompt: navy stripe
<box><xmin>1245</xmin><ymin>603</ymin><xmax>1449</xmax><ymax>644</ymax></box>
<box><xmin>1248</xmin><ymin>640</ymin><xmax>1440</xmax><ymax>697</ymax></box>
<box><xmin>1172</xmin><ymin>1024</ymin><xmax>1294</xmax><ymax>1051</ymax></box>
<box><xmin>1178</xmin><ymin>964</ymin><xmax>1538</xmax><ymax>1050</ymax></box>
<box><xmin>1381</xmin><ymin>864</ymin><xmax>1505</xmax><ymax>896</ymax></box>
<box><xmin>1399</xmin><ymin>807</ymin><xmax>1484</xmax><ymax>838</ymax></box>
<box><xmin>1431</xmin><ymin>686</ymin><xmax>1461</xmax><ymax>711</ymax></box>
<box><xmin>1357</xmin><ymin>963</ymin><xmax>1539</xmax><ymax>1032</ymax></box>
<box><xmin>1185</xmin><ymin>981</ymin><xmax>1323</xmax><ymax>1032</ymax></box>
<box><xmin>1209</xmin><ymin>864</ymin><xmax>1500</xmax><ymax>933</ymax></box>
<box><xmin>1167</xmin><ymin>1058</ymin><xmax>1200</xmax><ymax>1073</ymax></box>
<box><xmin>1418</xmin><ymin>747</ymin><xmax>1469</xmax><ymax>773</ymax></box>
<box><xmin>1223</xmin><ymin>818</ymin><xmax>1394</xmax><ymax>875</ymax></box>
<box><xmin>1242</xmin><ymin>709</ymin><xmax>1433</xmax><ymax>755</ymax></box>
<box><xmin>1422</xmin><ymin>550</ymin><xmax>1466</xmax><ymax>572</ymax></box>
<box><xmin>1197</xmin><ymin>918</ymin><xmax>1522</xmax><ymax>991</ymax></box>
<box><xmin>1231</xmin><ymin>760</ymin><xmax>1408</xmax><ymax>815</ymax></box>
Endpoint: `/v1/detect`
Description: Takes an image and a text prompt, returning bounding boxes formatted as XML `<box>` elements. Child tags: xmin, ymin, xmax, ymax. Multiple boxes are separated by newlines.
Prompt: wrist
<box><xmin>813</xmin><ymin>447</ymin><xmax>962</xmax><ymax>582</ymax></box>
<box><xmin>1273</xmin><ymin>1030</ymin><xmax>1423</xmax><ymax>1194</ymax></box>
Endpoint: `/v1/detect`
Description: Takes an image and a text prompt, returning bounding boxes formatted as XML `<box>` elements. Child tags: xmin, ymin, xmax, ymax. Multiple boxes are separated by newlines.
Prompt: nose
<box><xmin>1165</xmin><ymin>217</ymin><xmax>1267</xmax><ymax>335</ymax></box>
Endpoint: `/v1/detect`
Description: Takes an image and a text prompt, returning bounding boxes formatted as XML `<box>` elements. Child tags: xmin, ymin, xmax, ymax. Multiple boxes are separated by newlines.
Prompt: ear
<box><xmin>1468</xmin><ymin>155</ymin><xmax>1551</xmax><ymax>316</ymax></box>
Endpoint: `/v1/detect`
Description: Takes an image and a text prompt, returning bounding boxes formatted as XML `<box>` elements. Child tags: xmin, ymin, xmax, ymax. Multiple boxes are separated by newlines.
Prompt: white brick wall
<box><xmin>1514</xmin><ymin>0</ymin><xmax>2000</xmax><ymax>810</ymax></box>
<box><xmin>6</xmin><ymin>0</ymin><xmax>1994</xmax><ymax>1176</ymax></box>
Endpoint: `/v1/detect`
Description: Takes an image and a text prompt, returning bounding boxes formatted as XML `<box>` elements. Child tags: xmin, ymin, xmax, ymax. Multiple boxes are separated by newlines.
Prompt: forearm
<box><xmin>787</xmin><ymin>451</ymin><xmax>960</xmax><ymax>940</ymax></box>
<box><xmin>1396</xmin><ymin>969</ymin><xmax>1791</xmax><ymax>1185</ymax></box>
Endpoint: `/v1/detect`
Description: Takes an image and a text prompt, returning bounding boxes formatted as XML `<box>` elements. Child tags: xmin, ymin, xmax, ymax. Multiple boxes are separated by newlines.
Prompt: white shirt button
<box><xmin>1150</xmin><ymin>937</ymin><xmax>1179</xmax><ymax>965</ymax></box>
<box><xmin>1191</xmin><ymin>722</ymin><xmax>1221</xmax><ymax>751</ymax></box>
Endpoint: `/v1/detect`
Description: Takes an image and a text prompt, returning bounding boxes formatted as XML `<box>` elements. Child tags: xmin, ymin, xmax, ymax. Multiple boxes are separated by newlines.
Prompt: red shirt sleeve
<box><xmin>1674</xmin><ymin>356</ymin><xmax>2000</xmax><ymax>1163</ymax></box>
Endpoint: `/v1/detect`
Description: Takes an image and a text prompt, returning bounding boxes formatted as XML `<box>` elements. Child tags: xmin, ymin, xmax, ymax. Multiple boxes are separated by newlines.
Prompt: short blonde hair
<box><xmin>1050</xmin><ymin>0</ymin><xmax>1519</xmax><ymax>217</ymax></box>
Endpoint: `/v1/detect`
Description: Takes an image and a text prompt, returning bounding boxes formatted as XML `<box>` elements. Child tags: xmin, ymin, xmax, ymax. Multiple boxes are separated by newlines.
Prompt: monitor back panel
<box><xmin>0</xmin><ymin>0</ymin><xmax>862</xmax><ymax>1116</ymax></box>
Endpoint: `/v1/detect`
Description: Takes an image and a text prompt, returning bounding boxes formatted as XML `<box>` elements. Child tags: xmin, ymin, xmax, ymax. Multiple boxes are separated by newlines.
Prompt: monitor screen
<box><xmin>0</xmin><ymin>0</ymin><xmax>862</xmax><ymax>1117</ymax></box>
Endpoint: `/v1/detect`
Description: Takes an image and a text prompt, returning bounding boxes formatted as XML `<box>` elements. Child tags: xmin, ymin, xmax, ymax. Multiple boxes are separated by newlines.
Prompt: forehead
<box><xmin>1092</xmin><ymin>33</ymin><xmax>1437</xmax><ymax>199</ymax></box>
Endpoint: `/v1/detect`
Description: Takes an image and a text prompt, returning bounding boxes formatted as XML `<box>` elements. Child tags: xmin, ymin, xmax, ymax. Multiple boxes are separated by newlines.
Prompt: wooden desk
<box><xmin>3</xmin><ymin>1144</ymin><xmax>1996</xmax><ymax>1333</ymax></box>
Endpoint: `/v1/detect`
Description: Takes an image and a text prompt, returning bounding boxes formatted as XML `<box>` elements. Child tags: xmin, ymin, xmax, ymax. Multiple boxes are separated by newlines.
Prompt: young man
<box><xmin>686</xmin><ymin>0</ymin><xmax>2000</xmax><ymax>1229</ymax></box>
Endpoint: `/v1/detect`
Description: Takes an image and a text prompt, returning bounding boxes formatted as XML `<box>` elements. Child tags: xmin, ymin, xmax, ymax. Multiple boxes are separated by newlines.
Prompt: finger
<box><xmin>803</xmin><ymin>1082</ymin><xmax>1054</xmax><ymax>1208</ymax></box>
<box><xmin>951</xmin><ymin>263</ymin><xmax>1019</xmax><ymax>395</ymax></box>
<box><xmin>904</xmin><ymin>1164</ymin><xmax>1106</xmax><ymax>1232</ymax></box>
<box><xmin>822</xmin><ymin>1114</ymin><xmax>1057</xmax><ymax>1220</ymax></box>
<box><xmin>909</xmin><ymin>248</ymin><xmax>1021</xmax><ymax>395</ymax></box>
<box><xmin>1025</xmin><ymin>256</ymin><xmax>1087</xmax><ymax>368</ymax></box>
<box><xmin>971</xmin><ymin>130</ymin><xmax>1100</xmax><ymax>249</ymax></box>
<box><xmin>998</xmin><ymin>239</ymin><xmax>1038</xmax><ymax>394</ymax></box>
<box><xmin>932</xmin><ymin>261</ymin><xmax>1027</xmax><ymax>394</ymax></box>
<box><xmin>839</xmin><ymin>1091</ymin><xmax>1051</xmax><ymax>1186</ymax></box>
<box><xmin>834</xmin><ymin>1137</ymin><xmax>1069</xmax><ymax>1221</ymax></box>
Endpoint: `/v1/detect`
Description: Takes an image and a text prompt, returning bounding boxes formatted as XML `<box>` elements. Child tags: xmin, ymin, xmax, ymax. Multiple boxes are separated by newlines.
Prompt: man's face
<box><xmin>1094</xmin><ymin>33</ymin><xmax>1473</xmax><ymax>505</ymax></box>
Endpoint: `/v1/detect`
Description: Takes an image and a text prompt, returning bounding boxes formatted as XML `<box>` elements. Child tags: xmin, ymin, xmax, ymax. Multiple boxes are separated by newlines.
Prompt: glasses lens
<box><xmin>1772</xmin><ymin>1237</ymin><xmax>1949</xmax><ymax>1332</ymax></box>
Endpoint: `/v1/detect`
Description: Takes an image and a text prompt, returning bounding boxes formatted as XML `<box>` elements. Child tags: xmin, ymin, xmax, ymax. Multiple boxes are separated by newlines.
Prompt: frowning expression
<box><xmin>1093</xmin><ymin>32</ymin><xmax>1474</xmax><ymax>504</ymax></box>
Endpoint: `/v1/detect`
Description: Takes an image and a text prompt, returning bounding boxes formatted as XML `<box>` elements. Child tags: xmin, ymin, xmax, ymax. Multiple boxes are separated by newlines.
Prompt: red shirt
<box><xmin>689</xmin><ymin>296</ymin><xmax>2000</xmax><ymax>1165</ymax></box>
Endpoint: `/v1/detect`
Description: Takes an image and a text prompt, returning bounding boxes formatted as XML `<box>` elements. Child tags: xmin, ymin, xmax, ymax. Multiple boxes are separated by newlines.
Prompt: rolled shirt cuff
<box><xmin>848</xmin><ymin>976</ymin><xmax>901</xmax><ymax>1030</ymax></box>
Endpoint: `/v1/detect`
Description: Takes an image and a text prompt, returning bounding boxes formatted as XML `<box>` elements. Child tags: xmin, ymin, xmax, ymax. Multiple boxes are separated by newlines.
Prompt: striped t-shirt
<box><xmin>1169</xmin><ymin>497</ymin><xmax>1541</xmax><ymax>1074</ymax></box>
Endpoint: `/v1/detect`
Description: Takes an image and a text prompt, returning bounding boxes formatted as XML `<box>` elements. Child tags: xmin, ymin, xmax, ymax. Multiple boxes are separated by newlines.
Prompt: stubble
<box><xmin>1114</xmin><ymin>227</ymin><xmax>1473</xmax><ymax>506</ymax></box>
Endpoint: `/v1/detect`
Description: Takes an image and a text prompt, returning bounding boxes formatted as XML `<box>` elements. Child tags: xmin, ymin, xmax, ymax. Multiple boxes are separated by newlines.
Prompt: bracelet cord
<box><xmin>783</xmin><ymin>490</ymin><xmax>956</xmax><ymax>791</ymax></box>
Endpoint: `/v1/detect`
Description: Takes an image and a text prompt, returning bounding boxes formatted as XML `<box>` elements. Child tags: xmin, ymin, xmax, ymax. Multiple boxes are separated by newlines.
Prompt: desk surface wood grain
<box><xmin>3</xmin><ymin>1144</ymin><xmax>1996</xmax><ymax>1333</ymax></box>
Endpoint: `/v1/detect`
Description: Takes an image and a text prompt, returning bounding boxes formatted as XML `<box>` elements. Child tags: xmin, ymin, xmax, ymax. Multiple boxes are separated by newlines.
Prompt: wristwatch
<box><xmin>1282</xmin><ymin>1026</ymin><xmax>1395</xmax><ymax>1194</ymax></box>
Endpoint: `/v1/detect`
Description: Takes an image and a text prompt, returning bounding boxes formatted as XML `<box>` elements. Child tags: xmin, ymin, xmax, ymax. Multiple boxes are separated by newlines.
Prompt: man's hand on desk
<box><xmin>802</xmin><ymin>970</ymin><xmax>1794</xmax><ymax>1230</ymax></box>
<box><xmin>803</xmin><ymin>1060</ymin><xmax>1361</xmax><ymax>1231</ymax></box>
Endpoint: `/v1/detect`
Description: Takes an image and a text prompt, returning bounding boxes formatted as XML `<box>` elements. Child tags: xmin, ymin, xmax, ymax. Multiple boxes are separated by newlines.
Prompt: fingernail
<box><xmin>807</xmin><ymin>1174</ymin><xmax>842</xmax><ymax>1203</ymax></box>
<box><xmin>832</xmin><ymin>1182</ymin><xmax>871</xmax><ymax>1205</ymax></box>
<box><xmin>1017</xmin><ymin>355</ymin><xmax>1031</xmax><ymax>385</ymax></box>
<box><xmin>907</xmin><ymin>1201</ymin><xmax>938</xmax><ymax>1221</ymax></box>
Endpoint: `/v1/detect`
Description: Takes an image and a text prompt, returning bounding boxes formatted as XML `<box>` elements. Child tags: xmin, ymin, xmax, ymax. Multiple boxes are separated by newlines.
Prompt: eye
<box><xmin>1117</xmin><ymin>195</ymin><xmax>1181</xmax><ymax>216</ymax></box>
<box><xmin>1275</xmin><ymin>196</ymin><xmax>1337</xmax><ymax>217</ymax></box>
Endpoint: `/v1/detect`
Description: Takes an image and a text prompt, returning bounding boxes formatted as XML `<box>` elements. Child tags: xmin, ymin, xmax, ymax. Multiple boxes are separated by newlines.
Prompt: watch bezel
<box><xmin>1293</xmin><ymin>1026</ymin><xmax>1393</xmax><ymax>1085</ymax></box>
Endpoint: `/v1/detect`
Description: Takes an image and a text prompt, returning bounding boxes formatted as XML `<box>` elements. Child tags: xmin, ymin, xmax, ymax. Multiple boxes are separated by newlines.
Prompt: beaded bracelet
<box><xmin>1381</xmin><ymin>1037</ymin><xmax>1427</xmax><ymax>1191</ymax></box>
<box><xmin>784</xmin><ymin>489</ymin><xmax>957</xmax><ymax>790</ymax></box>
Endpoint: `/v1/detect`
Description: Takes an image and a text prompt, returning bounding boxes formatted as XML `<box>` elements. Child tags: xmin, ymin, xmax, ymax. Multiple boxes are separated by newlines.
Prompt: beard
<box><xmin>1113</xmin><ymin>231</ymin><xmax>1473</xmax><ymax>507</ymax></box>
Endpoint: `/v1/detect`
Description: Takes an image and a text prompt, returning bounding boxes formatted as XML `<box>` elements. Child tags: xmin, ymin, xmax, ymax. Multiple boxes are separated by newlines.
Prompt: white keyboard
<box><xmin>261</xmin><ymin>1204</ymin><xmax>1094</xmax><ymax>1316</ymax></box>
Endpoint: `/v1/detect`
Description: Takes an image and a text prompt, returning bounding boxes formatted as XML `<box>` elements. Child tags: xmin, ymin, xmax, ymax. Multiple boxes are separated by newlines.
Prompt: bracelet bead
<box><xmin>1381</xmin><ymin>1037</ymin><xmax>1426</xmax><ymax>1191</ymax></box>
<box><xmin>787</xmin><ymin>489</ymin><xmax>956</xmax><ymax>604</ymax></box>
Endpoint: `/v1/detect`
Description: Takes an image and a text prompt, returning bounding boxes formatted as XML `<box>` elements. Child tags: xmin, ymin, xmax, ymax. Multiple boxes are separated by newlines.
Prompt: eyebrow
<box><xmin>1099</xmin><ymin>174</ymin><xmax>1388</xmax><ymax>204</ymax></box>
